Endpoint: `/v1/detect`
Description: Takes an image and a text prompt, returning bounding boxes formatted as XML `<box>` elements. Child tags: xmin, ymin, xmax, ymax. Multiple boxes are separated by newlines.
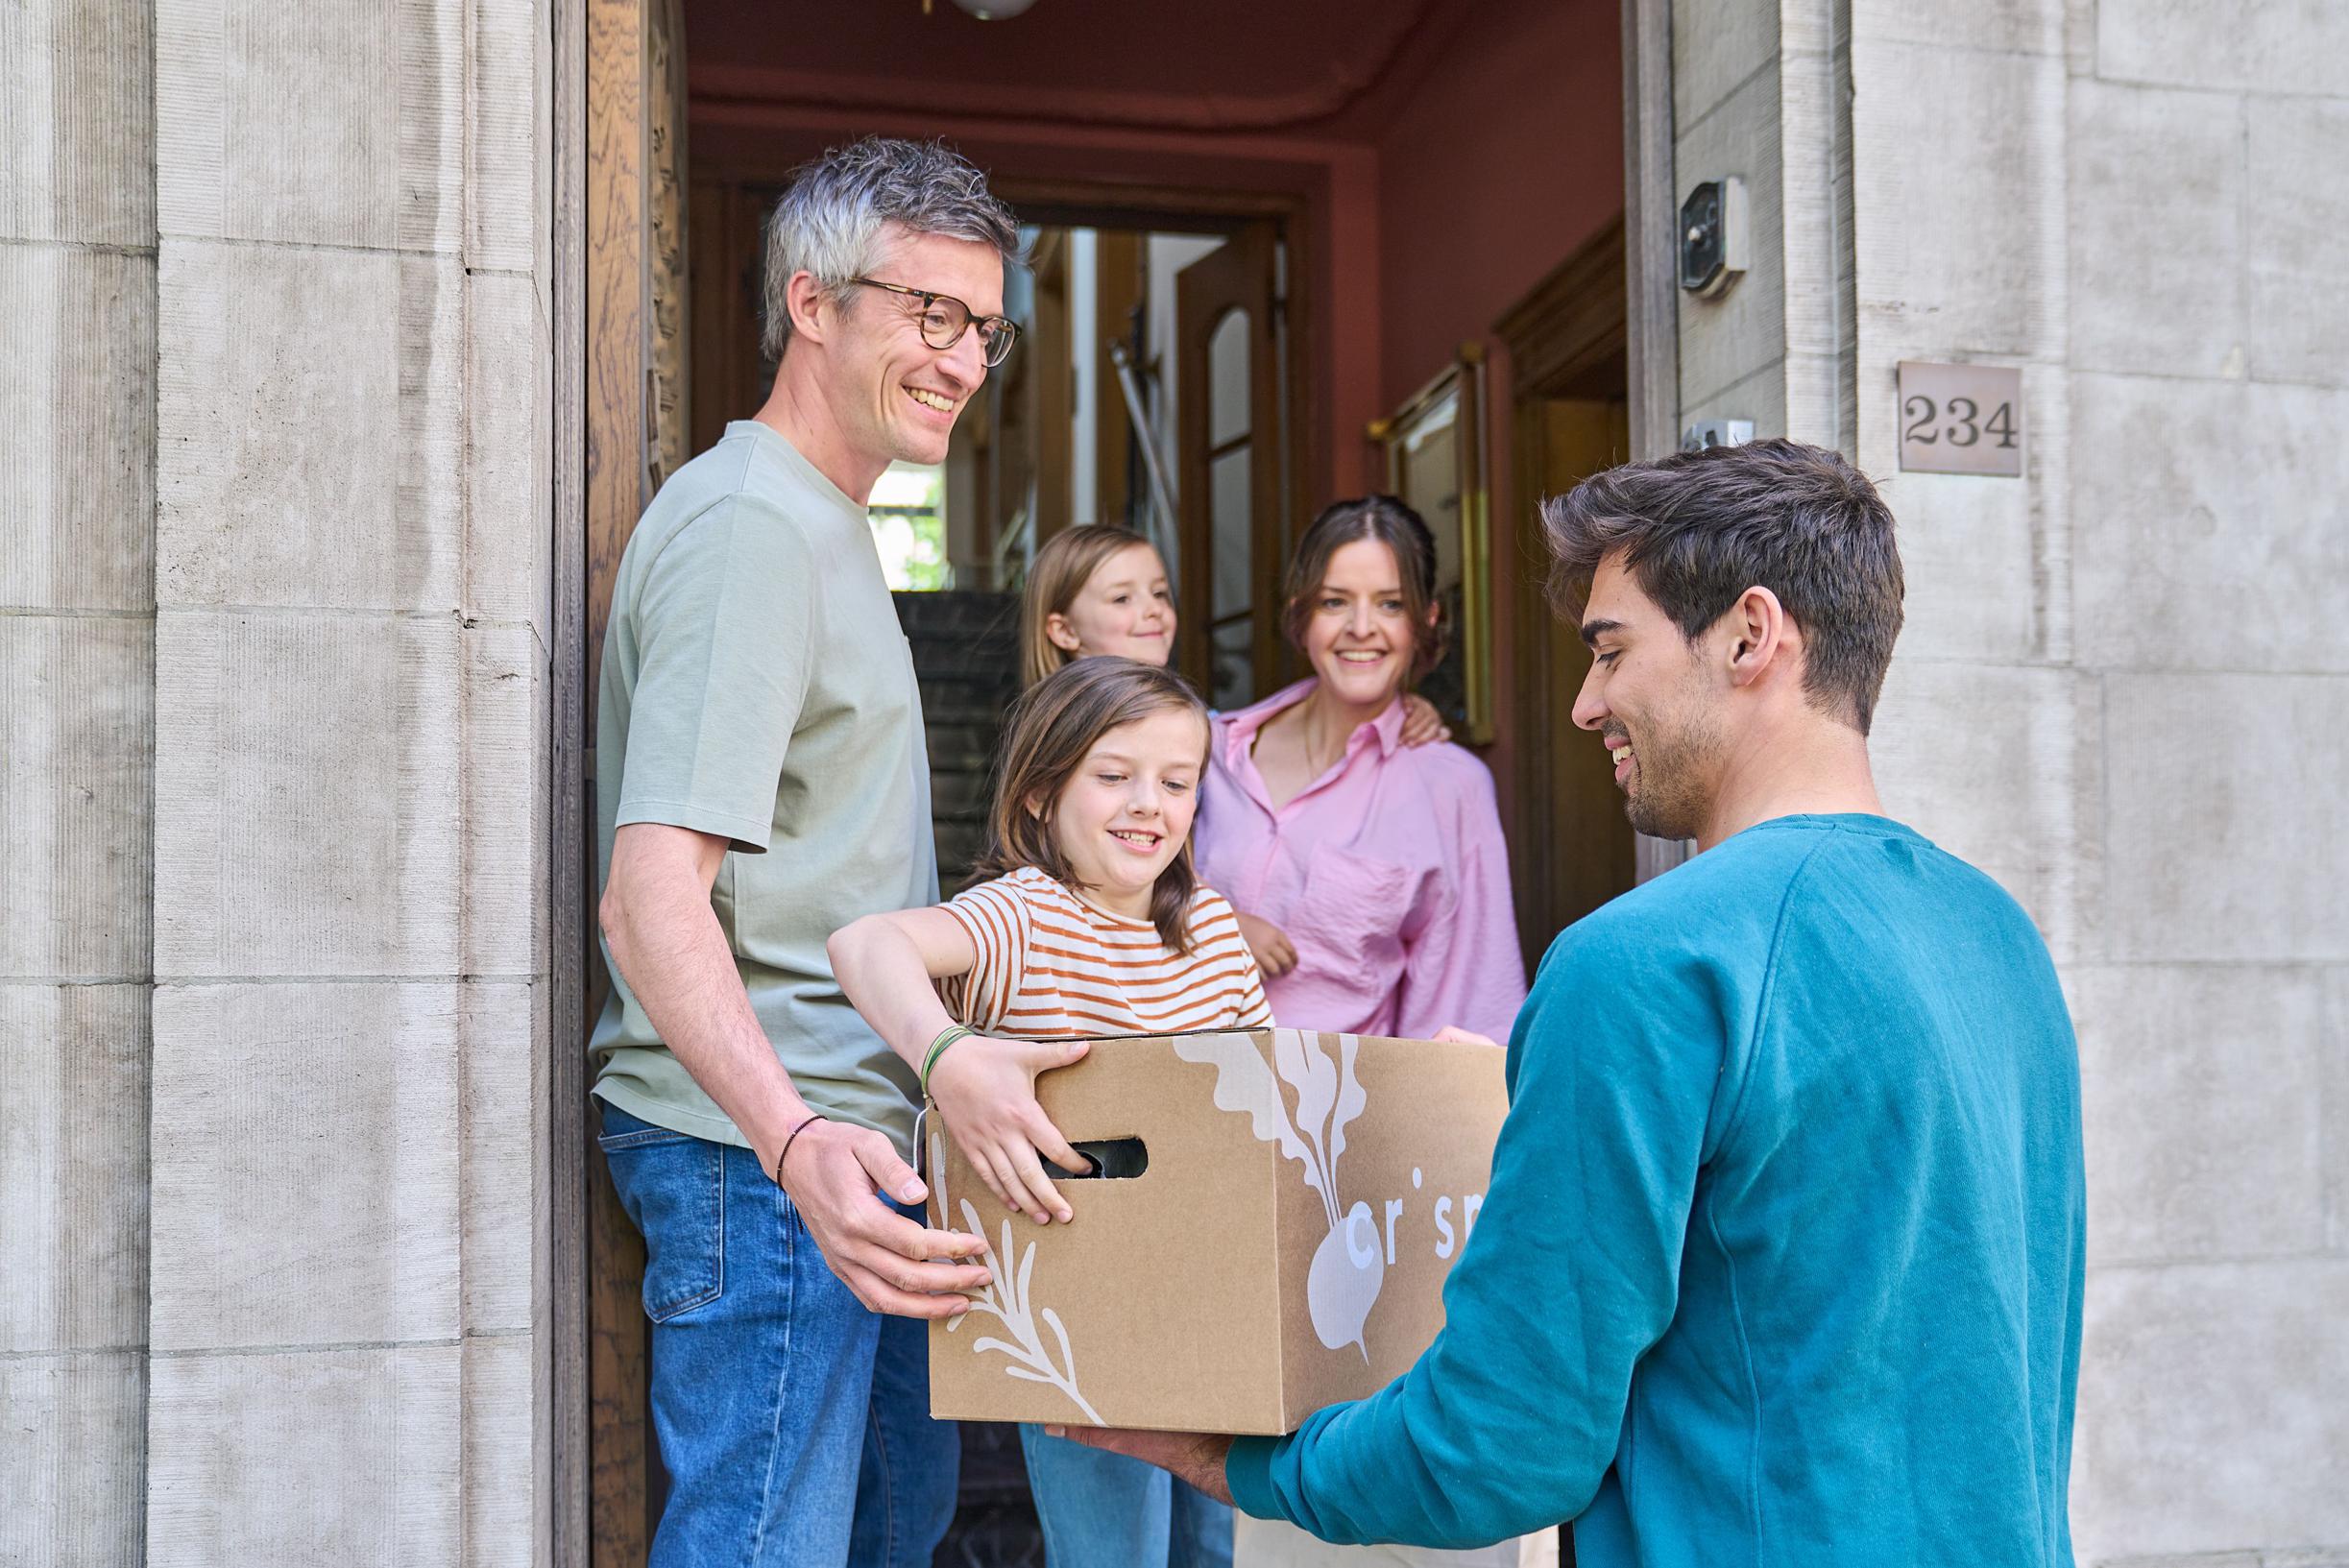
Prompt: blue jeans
<box><xmin>597</xmin><ymin>1102</ymin><xmax>957</xmax><ymax>1567</ymax></box>
<box><xmin>1019</xmin><ymin>1422</ymin><xmax>1234</xmax><ymax>1568</ymax></box>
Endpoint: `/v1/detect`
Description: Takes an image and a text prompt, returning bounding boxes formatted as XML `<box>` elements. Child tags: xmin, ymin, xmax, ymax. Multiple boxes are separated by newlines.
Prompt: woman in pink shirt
<box><xmin>1195</xmin><ymin>496</ymin><xmax>1527</xmax><ymax>1043</ymax></box>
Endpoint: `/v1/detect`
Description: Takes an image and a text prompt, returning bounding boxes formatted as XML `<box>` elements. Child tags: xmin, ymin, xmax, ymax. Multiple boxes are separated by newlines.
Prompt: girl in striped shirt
<box><xmin>829</xmin><ymin>655</ymin><xmax>1269</xmax><ymax>1568</ymax></box>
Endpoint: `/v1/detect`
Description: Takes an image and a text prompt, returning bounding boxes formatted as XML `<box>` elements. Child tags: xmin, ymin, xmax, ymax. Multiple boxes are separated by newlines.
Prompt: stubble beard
<box><xmin>1620</xmin><ymin>703</ymin><xmax>1724</xmax><ymax>843</ymax></box>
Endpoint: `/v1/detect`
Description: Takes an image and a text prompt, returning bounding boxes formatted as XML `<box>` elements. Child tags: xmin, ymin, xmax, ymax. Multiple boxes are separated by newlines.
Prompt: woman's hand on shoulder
<box><xmin>1398</xmin><ymin>693</ymin><xmax>1452</xmax><ymax>748</ymax></box>
<box><xmin>927</xmin><ymin>1035</ymin><xmax>1093</xmax><ymax>1224</ymax></box>
<box><xmin>1236</xmin><ymin>911</ymin><xmax>1298</xmax><ymax>978</ymax></box>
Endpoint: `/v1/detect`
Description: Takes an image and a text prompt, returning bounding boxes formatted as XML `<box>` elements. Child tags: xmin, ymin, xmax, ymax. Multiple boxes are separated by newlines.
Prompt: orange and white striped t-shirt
<box><xmin>938</xmin><ymin>865</ymin><xmax>1273</xmax><ymax>1038</ymax></box>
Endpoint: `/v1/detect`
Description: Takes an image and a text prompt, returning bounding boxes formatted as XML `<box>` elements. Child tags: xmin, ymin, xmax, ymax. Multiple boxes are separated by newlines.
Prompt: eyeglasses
<box><xmin>849</xmin><ymin>277</ymin><xmax>1021</xmax><ymax>368</ymax></box>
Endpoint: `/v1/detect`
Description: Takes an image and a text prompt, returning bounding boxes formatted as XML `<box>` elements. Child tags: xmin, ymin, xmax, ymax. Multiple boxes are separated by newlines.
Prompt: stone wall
<box><xmin>3</xmin><ymin>2</ymin><xmax>158</xmax><ymax>1563</ymax></box>
<box><xmin>143</xmin><ymin>0</ymin><xmax>554</xmax><ymax>1556</ymax></box>
<box><xmin>1679</xmin><ymin>0</ymin><xmax>2349</xmax><ymax>1558</ymax></box>
<box><xmin>4</xmin><ymin>1</ymin><xmax>557</xmax><ymax>1562</ymax></box>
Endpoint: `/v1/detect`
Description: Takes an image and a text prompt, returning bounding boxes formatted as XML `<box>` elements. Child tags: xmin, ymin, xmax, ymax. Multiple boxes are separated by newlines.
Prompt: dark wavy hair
<box><xmin>1279</xmin><ymin>495</ymin><xmax>1445</xmax><ymax>683</ymax></box>
<box><xmin>1540</xmin><ymin>439</ymin><xmax>1905</xmax><ymax>735</ymax></box>
<box><xmin>971</xmin><ymin>657</ymin><xmax>1211</xmax><ymax>953</ymax></box>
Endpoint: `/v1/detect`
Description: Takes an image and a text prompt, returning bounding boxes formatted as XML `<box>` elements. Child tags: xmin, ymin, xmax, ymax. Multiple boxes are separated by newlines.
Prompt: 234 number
<box><xmin>1903</xmin><ymin>395</ymin><xmax>2018</xmax><ymax>450</ymax></box>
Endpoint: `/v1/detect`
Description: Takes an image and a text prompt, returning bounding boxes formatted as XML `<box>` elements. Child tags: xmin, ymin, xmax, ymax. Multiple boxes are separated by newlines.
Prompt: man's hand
<box><xmin>779</xmin><ymin>1118</ymin><xmax>994</xmax><ymax>1318</ymax></box>
<box><xmin>927</xmin><ymin>1035</ymin><xmax>1092</xmax><ymax>1224</ymax></box>
<box><xmin>1047</xmin><ymin>1426</ymin><xmax>1237</xmax><ymax>1506</ymax></box>
<box><xmin>1236</xmin><ymin>912</ymin><xmax>1298</xmax><ymax>978</ymax></box>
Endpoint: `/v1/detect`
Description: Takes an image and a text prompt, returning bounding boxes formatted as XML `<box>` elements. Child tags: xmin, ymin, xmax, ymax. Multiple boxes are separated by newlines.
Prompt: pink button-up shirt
<box><xmin>1193</xmin><ymin>679</ymin><xmax>1528</xmax><ymax>1042</ymax></box>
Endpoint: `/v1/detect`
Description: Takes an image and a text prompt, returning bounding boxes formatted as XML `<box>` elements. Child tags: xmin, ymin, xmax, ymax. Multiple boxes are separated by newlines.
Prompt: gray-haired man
<box><xmin>591</xmin><ymin>137</ymin><xmax>1020</xmax><ymax>1566</ymax></box>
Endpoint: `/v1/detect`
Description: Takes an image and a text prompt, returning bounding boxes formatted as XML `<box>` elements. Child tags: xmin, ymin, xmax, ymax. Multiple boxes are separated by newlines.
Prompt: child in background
<box><xmin>1018</xmin><ymin>522</ymin><xmax>1453</xmax><ymax>977</ymax></box>
<box><xmin>829</xmin><ymin>656</ymin><xmax>1268</xmax><ymax>1568</ymax></box>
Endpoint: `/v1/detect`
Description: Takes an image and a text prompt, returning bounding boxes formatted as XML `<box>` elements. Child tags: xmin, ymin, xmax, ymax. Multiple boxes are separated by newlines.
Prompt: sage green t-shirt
<box><xmin>589</xmin><ymin>420</ymin><xmax>938</xmax><ymax>1156</ymax></box>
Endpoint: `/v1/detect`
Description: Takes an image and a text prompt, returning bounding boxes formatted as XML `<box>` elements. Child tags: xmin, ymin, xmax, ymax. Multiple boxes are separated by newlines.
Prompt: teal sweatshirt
<box><xmin>1226</xmin><ymin>814</ymin><xmax>2084</xmax><ymax>1565</ymax></box>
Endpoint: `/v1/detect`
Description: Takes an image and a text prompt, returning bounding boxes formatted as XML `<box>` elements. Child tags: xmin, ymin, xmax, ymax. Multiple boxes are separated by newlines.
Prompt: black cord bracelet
<box><xmin>774</xmin><ymin>1112</ymin><xmax>826</xmax><ymax>1189</ymax></box>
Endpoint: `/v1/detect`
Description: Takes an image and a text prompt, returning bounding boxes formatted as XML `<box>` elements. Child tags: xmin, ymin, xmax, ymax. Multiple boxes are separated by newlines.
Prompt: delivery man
<box><xmin>1063</xmin><ymin>438</ymin><xmax>2086</xmax><ymax>1568</ymax></box>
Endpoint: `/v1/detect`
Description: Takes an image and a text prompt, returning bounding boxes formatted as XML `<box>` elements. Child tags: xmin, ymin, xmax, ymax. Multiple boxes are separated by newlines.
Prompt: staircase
<box><xmin>897</xmin><ymin>590</ymin><xmax>1045</xmax><ymax>1562</ymax></box>
<box><xmin>897</xmin><ymin>591</ymin><xmax>1023</xmax><ymax>895</ymax></box>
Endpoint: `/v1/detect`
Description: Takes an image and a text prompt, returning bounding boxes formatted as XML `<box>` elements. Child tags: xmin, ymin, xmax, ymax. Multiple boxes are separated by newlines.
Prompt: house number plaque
<box><xmin>1897</xmin><ymin>361</ymin><xmax>2023</xmax><ymax>476</ymax></box>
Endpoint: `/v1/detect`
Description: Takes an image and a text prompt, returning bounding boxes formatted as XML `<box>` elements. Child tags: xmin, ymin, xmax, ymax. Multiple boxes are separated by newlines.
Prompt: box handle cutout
<box><xmin>1045</xmin><ymin>1138</ymin><xmax>1149</xmax><ymax>1180</ymax></box>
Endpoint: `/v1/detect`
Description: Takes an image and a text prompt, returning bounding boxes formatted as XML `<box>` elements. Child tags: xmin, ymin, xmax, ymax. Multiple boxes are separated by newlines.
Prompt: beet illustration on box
<box><xmin>925</xmin><ymin>1028</ymin><xmax>1509</xmax><ymax>1435</ymax></box>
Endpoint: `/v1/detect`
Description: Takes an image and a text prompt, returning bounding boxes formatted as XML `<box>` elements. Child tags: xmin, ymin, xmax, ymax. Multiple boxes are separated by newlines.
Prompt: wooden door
<box><xmin>1174</xmin><ymin>224</ymin><xmax>1285</xmax><ymax>707</ymax></box>
<box><xmin>585</xmin><ymin>0</ymin><xmax>689</xmax><ymax>1558</ymax></box>
<box><xmin>1494</xmin><ymin>219</ymin><xmax>1638</xmax><ymax>969</ymax></box>
<box><xmin>1514</xmin><ymin>398</ymin><xmax>1636</xmax><ymax>953</ymax></box>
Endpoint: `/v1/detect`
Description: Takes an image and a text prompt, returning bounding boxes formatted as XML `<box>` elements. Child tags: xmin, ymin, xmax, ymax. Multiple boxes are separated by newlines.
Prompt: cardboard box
<box><xmin>924</xmin><ymin>1028</ymin><xmax>1508</xmax><ymax>1435</ymax></box>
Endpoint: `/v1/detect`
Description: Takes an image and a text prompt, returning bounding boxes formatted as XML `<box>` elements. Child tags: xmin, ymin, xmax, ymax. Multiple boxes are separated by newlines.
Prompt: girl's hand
<box><xmin>928</xmin><ymin>1035</ymin><xmax>1093</xmax><ymax>1223</ymax></box>
<box><xmin>1236</xmin><ymin>912</ymin><xmax>1297</xmax><ymax>978</ymax></box>
<box><xmin>1398</xmin><ymin>693</ymin><xmax>1452</xmax><ymax>748</ymax></box>
<box><xmin>1432</xmin><ymin>1025</ymin><xmax>1501</xmax><ymax>1049</ymax></box>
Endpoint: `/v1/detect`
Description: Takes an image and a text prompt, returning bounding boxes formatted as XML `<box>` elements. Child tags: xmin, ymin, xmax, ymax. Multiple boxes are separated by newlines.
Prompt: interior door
<box><xmin>1174</xmin><ymin>223</ymin><xmax>1285</xmax><ymax>709</ymax></box>
<box><xmin>1515</xmin><ymin>398</ymin><xmax>1636</xmax><ymax>958</ymax></box>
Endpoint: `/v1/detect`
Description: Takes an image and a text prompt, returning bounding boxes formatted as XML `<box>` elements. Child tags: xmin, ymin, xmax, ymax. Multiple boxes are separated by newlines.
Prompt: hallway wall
<box><xmin>1372</xmin><ymin>0</ymin><xmax>1624</xmax><ymax>412</ymax></box>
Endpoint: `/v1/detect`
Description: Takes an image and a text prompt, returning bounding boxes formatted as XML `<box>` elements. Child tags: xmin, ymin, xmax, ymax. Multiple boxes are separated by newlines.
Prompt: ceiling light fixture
<box><xmin>952</xmin><ymin>0</ymin><xmax>1039</xmax><ymax>16</ymax></box>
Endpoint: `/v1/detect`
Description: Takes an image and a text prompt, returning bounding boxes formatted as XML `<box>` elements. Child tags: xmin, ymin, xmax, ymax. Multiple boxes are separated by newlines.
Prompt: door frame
<box><xmin>550</xmin><ymin>5</ymin><xmax>1682</xmax><ymax>1555</ymax></box>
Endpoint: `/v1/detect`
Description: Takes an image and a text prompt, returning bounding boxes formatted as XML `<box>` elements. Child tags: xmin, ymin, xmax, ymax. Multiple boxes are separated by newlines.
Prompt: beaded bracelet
<box><xmin>920</xmin><ymin>1024</ymin><xmax>976</xmax><ymax>1097</ymax></box>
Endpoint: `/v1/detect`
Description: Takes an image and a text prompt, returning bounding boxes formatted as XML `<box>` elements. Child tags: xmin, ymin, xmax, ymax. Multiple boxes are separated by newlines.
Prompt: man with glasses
<box><xmin>591</xmin><ymin>136</ymin><xmax>1021</xmax><ymax>1567</ymax></box>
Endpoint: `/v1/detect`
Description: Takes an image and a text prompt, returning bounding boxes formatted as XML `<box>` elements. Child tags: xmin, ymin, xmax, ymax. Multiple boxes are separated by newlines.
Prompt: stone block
<box><xmin>2069</xmin><ymin>81</ymin><xmax>2244</xmax><ymax>380</ymax></box>
<box><xmin>0</xmin><ymin>985</ymin><xmax>149</xmax><ymax>1353</ymax></box>
<box><xmin>1673</xmin><ymin>0</ymin><xmax>1775</xmax><ymax>132</ymax></box>
<box><xmin>1869</xmin><ymin>661</ymin><xmax>2087</xmax><ymax>960</ymax></box>
<box><xmin>0</xmin><ymin>1351</ymin><xmax>145</xmax><ymax>1568</ymax></box>
<box><xmin>459</xmin><ymin>625</ymin><xmax>547</xmax><ymax>979</ymax></box>
<box><xmin>1861</xmin><ymin>359</ymin><xmax>2069</xmax><ymax>666</ymax></box>
<box><xmin>1851</xmin><ymin>0</ymin><xmax>2064</xmax><ymax>56</ymax></box>
<box><xmin>1853</xmin><ymin>40</ymin><xmax>2065</xmax><ymax>363</ymax></box>
<box><xmin>2071</xmin><ymin>1259</ymin><xmax>2349</xmax><ymax>1560</ymax></box>
<box><xmin>154</xmin><ymin>612</ymin><xmax>457</xmax><ymax>976</ymax></box>
<box><xmin>465</xmin><ymin>272</ymin><xmax>553</xmax><ymax>641</ymax></box>
<box><xmin>2101</xmin><ymin>674</ymin><xmax>2349</xmax><ymax>965</ymax></box>
<box><xmin>149</xmin><ymin>981</ymin><xmax>460</xmax><ymax>1350</ymax></box>
<box><xmin>1780</xmin><ymin>25</ymin><xmax>1852</xmax><ymax>374</ymax></box>
<box><xmin>2071</xmin><ymin>965</ymin><xmax>2325</xmax><ymax>1266</ymax></box>
<box><xmin>1871</xmin><ymin>468</ymin><xmax>2043</xmax><ymax>665</ymax></box>
<box><xmin>154</xmin><ymin>611</ymin><xmax>541</xmax><ymax>979</ymax></box>
<box><xmin>1780</xmin><ymin>349</ymin><xmax>1845</xmax><ymax>448</ymax></box>
<box><xmin>0</xmin><ymin>616</ymin><xmax>155</xmax><ymax>980</ymax></box>
<box><xmin>154</xmin><ymin>0</ymin><xmax>463</xmax><ymax>249</ymax></box>
<box><xmin>0</xmin><ymin>245</ymin><xmax>156</xmax><ymax>612</ymax></box>
<box><xmin>147</xmin><ymin>1344</ymin><xmax>461</xmax><ymax>1566</ymax></box>
<box><xmin>2327</xmin><ymin>969</ymin><xmax>2348</xmax><ymax>1255</ymax></box>
<box><xmin>2071</xmin><ymin>374</ymin><xmax>2349</xmax><ymax>674</ymax></box>
<box><xmin>2248</xmin><ymin>96</ymin><xmax>2349</xmax><ymax>389</ymax></box>
<box><xmin>463</xmin><ymin>1334</ymin><xmax>540</xmax><ymax>1567</ymax></box>
<box><xmin>1681</xmin><ymin>357</ymin><xmax>1788</xmax><ymax>443</ymax></box>
<box><xmin>1676</xmin><ymin>61</ymin><xmax>1786</xmax><ymax>409</ymax></box>
<box><xmin>461</xmin><ymin>982</ymin><xmax>540</xmax><ymax>1337</ymax></box>
<box><xmin>468</xmin><ymin>0</ymin><xmax>545</xmax><ymax>278</ymax></box>
<box><xmin>157</xmin><ymin>242</ymin><xmax>463</xmax><ymax>615</ymax></box>
<box><xmin>0</xmin><ymin>0</ymin><xmax>155</xmax><ymax>246</ymax></box>
<box><xmin>2095</xmin><ymin>0</ymin><xmax>2349</xmax><ymax>97</ymax></box>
